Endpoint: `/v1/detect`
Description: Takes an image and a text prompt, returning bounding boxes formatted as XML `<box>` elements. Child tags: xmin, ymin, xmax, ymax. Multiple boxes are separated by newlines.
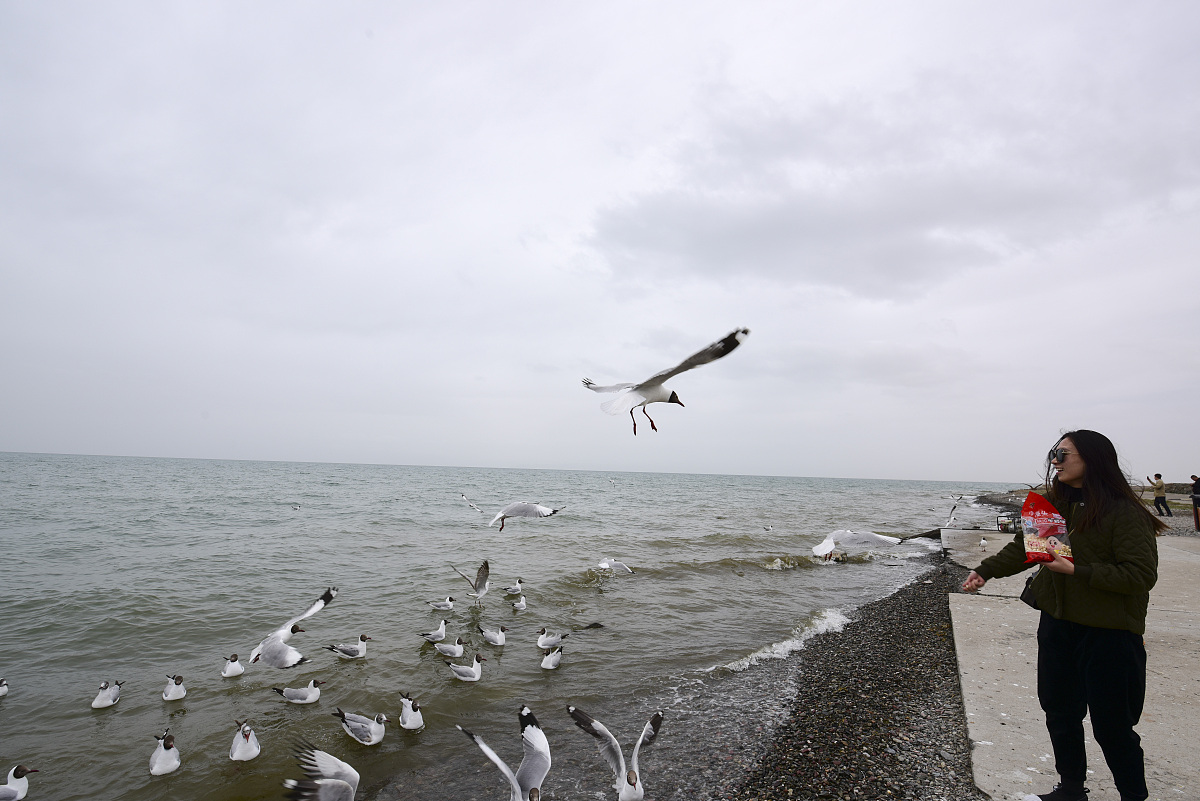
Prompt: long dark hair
<box><xmin>1044</xmin><ymin>429</ymin><xmax>1166</xmax><ymax>534</ymax></box>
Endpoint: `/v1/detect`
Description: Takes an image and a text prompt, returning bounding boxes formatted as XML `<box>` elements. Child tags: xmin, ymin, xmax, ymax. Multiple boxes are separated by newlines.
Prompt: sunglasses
<box><xmin>1048</xmin><ymin>448</ymin><xmax>1076</xmax><ymax>463</ymax></box>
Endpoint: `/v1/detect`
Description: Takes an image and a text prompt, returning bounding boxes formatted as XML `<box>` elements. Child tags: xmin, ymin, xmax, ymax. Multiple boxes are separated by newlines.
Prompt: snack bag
<box><xmin>1021</xmin><ymin>491</ymin><xmax>1072</xmax><ymax>564</ymax></box>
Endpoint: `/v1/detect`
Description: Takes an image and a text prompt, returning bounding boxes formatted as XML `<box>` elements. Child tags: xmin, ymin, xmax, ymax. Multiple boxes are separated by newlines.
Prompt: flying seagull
<box><xmin>453</xmin><ymin>560</ymin><xmax>490</xmax><ymax>604</ymax></box>
<box><xmin>583</xmin><ymin>328</ymin><xmax>750</xmax><ymax>435</ymax></box>
<box><xmin>250</xmin><ymin>587</ymin><xmax>338</xmax><ymax>668</ymax></box>
<box><xmin>568</xmin><ymin>706</ymin><xmax>664</xmax><ymax>801</ymax></box>
<box><xmin>282</xmin><ymin>741</ymin><xmax>359</xmax><ymax>801</ymax></box>
<box><xmin>457</xmin><ymin>706</ymin><xmax>551</xmax><ymax>801</ymax></box>
<box><xmin>462</xmin><ymin>494</ymin><xmax>485</xmax><ymax>514</ymax></box>
<box><xmin>489</xmin><ymin>503</ymin><xmax>564</xmax><ymax>532</ymax></box>
<box><xmin>812</xmin><ymin>530</ymin><xmax>902</xmax><ymax>561</ymax></box>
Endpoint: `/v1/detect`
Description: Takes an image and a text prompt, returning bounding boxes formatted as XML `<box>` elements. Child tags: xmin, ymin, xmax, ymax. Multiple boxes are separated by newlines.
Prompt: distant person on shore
<box><xmin>962</xmin><ymin>430</ymin><xmax>1164</xmax><ymax>801</ymax></box>
<box><xmin>1191</xmin><ymin>475</ymin><xmax>1200</xmax><ymax>531</ymax></box>
<box><xmin>1146</xmin><ymin>473</ymin><xmax>1172</xmax><ymax>517</ymax></box>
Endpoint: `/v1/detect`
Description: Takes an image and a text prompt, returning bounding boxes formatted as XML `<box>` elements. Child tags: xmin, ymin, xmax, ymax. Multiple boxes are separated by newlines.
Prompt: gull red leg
<box><xmin>629</xmin><ymin>409</ymin><xmax>637</xmax><ymax>435</ymax></box>
<box><xmin>643</xmin><ymin>407</ymin><xmax>657</xmax><ymax>432</ymax></box>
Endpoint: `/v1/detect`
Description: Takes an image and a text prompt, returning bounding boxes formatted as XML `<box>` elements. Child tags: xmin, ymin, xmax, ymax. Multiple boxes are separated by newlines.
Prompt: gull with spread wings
<box><xmin>583</xmin><ymin>328</ymin><xmax>749</xmax><ymax>435</ymax></box>
<box><xmin>452</xmin><ymin>559</ymin><xmax>490</xmax><ymax>605</ymax></box>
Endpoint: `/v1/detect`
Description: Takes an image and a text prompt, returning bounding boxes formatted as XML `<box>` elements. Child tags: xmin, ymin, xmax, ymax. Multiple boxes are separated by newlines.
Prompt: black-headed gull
<box><xmin>598</xmin><ymin>557</ymin><xmax>634</xmax><ymax>573</ymax></box>
<box><xmin>435</xmin><ymin>637</ymin><xmax>467</xmax><ymax>658</ymax></box>
<box><xmin>812</xmin><ymin>529</ymin><xmax>902</xmax><ymax>561</ymax></box>
<box><xmin>512</xmin><ymin>595</ymin><xmax>527</xmax><ymax>611</ymax></box>
<box><xmin>568</xmin><ymin>707</ymin><xmax>664</xmax><ymax>801</ymax></box>
<box><xmin>427</xmin><ymin>596</ymin><xmax>455</xmax><ymax>611</ymax></box>
<box><xmin>325</xmin><ymin>634</ymin><xmax>371</xmax><ymax>659</ymax></box>
<box><xmin>489</xmin><ymin>504</ymin><xmax>564</xmax><ymax>532</ymax></box>
<box><xmin>540</xmin><ymin>647</ymin><xmax>563</xmax><ymax>670</ymax></box>
<box><xmin>0</xmin><ymin>679</ymin><xmax>8</xmax><ymax>697</ymax></box>
<box><xmin>283</xmin><ymin>741</ymin><xmax>359</xmax><ymax>801</ymax></box>
<box><xmin>250</xmin><ymin>587</ymin><xmax>338</xmax><ymax>668</ymax></box>
<box><xmin>90</xmin><ymin>680</ymin><xmax>124</xmax><ymax>709</ymax></box>
<box><xmin>583</xmin><ymin>328</ymin><xmax>750</xmax><ymax>435</ymax></box>
<box><xmin>230</xmin><ymin>720</ymin><xmax>261</xmax><ymax>761</ymax></box>
<box><xmin>162</xmin><ymin>675</ymin><xmax>186</xmax><ymax>701</ymax></box>
<box><xmin>399</xmin><ymin>692</ymin><xmax>425</xmax><ymax>731</ymax></box>
<box><xmin>462</xmin><ymin>494</ymin><xmax>485</xmax><ymax>513</ymax></box>
<box><xmin>453</xmin><ymin>560</ymin><xmax>490</xmax><ymax>604</ymax></box>
<box><xmin>479</xmin><ymin>625</ymin><xmax>508</xmax><ymax>646</ymax></box>
<box><xmin>503</xmin><ymin>578</ymin><xmax>525</xmax><ymax>595</ymax></box>
<box><xmin>536</xmin><ymin>628</ymin><xmax>569</xmax><ymax>649</ymax></box>
<box><xmin>222</xmin><ymin>654</ymin><xmax>244</xmax><ymax>677</ymax></box>
<box><xmin>274</xmin><ymin>679</ymin><xmax>325</xmax><ymax>704</ymax></box>
<box><xmin>446</xmin><ymin>653</ymin><xmax>486</xmax><ymax>682</ymax></box>
<box><xmin>456</xmin><ymin>706</ymin><xmax>551</xmax><ymax>801</ymax></box>
<box><xmin>0</xmin><ymin>766</ymin><xmax>37</xmax><ymax>800</ymax></box>
<box><xmin>149</xmin><ymin>730</ymin><xmax>180</xmax><ymax>775</ymax></box>
<box><xmin>332</xmin><ymin>708</ymin><xmax>388</xmax><ymax>745</ymax></box>
<box><xmin>421</xmin><ymin>619</ymin><xmax>449</xmax><ymax>643</ymax></box>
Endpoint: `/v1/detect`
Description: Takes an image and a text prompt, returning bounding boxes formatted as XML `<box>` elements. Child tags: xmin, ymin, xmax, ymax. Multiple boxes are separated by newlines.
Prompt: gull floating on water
<box><xmin>230</xmin><ymin>720</ymin><xmax>261</xmax><ymax>761</ymax></box>
<box><xmin>399</xmin><ymin>693</ymin><xmax>425</xmax><ymax>731</ymax></box>
<box><xmin>0</xmin><ymin>679</ymin><xmax>8</xmax><ymax>698</ymax></box>
<box><xmin>446</xmin><ymin>653</ymin><xmax>486</xmax><ymax>682</ymax></box>
<box><xmin>333</xmin><ymin>708</ymin><xmax>388</xmax><ymax>746</ymax></box>
<box><xmin>421</xmin><ymin>619</ymin><xmax>449</xmax><ymax>643</ymax></box>
<box><xmin>434</xmin><ymin>637</ymin><xmax>466</xmax><ymax>658</ymax></box>
<box><xmin>598</xmin><ymin>557</ymin><xmax>634</xmax><ymax>573</ymax></box>
<box><xmin>536</xmin><ymin>628</ymin><xmax>569</xmax><ymax>649</ymax></box>
<box><xmin>149</xmin><ymin>730</ymin><xmax>180</xmax><ymax>775</ymax></box>
<box><xmin>325</xmin><ymin>634</ymin><xmax>371</xmax><ymax>660</ymax></box>
<box><xmin>273</xmin><ymin>679</ymin><xmax>325</xmax><ymax>704</ymax></box>
<box><xmin>457</xmin><ymin>706</ymin><xmax>551</xmax><ymax>801</ymax></box>
<box><xmin>283</xmin><ymin>741</ymin><xmax>359</xmax><ymax>801</ymax></box>
<box><xmin>503</xmin><ymin>578</ymin><xmax>525</xmax><ymax>595</ymax></box>
<box><xmin>489</xmin><ymin>504</ymin><xmax>564</xmax><ymax>532</ymax></box>
<box><xmin>582</xmin><ymin>328</ymin><xmax>750</xmax><ymax>435</ymax></box>
<box><xmin>812</xmin><ymin>530</ymin><xmax>903</xmax><ymax>561</ymax></box>
<box><xmin>0</xmin><ymin>766</ymin><xmax>37</xmax><ymax>800</ymax></box>
<box><xmin>250</xmin><ymin>587</ymin><xmax>338</xmax><ymax>668</ymax></box>
<box><xmin>568</xmin><ymin>706</ymin><xmax>664</xmax><ymax>801</ymax></box>
<box><xmin>453</xmin><ymin>560</ymin><xmax>490</xmax><ymax>604</ymax></box>
<box><xmin>540</xmin><ymin>647</ymin><xmax>563</xmax><ymax>670</ymax></box>
<box><xmin>222</xmin><ymin>654</ymin><xmax>244</xmax><ymax>677</ymax></box>
<box><xmin>91</xmin><ymin>680</ymin><xmax>124</xmax><ymax>709</ymax></box>
<box><xmin>512</xmin><ymin>595</ymin><xmax>527</xmax><ymax>611</ymax></box>
<box><xmin>427</xmin><ymin>596</ymin><xmax>455</xmax><ymax>611</ymax></box>
<box><xmin>162</xmin><ymin>675</ymin><xmax>186</xmax><ymax>701</ymax></box>
<box><xmin>479</xmin><ymin>625</ymin><xmax>508</xmax><ymax>646</ymax></box>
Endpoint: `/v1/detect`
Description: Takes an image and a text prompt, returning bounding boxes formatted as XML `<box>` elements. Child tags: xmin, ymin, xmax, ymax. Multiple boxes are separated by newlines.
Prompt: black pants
<box><xmin>1038</xmin><ymin>613</ymin><xmax>1148</xmax><ymax>801</ymax></box>
<box><xmin>1153</xmin><ymin>496</ymin><xmax>1171</xmax><ymax>516</ymax></box>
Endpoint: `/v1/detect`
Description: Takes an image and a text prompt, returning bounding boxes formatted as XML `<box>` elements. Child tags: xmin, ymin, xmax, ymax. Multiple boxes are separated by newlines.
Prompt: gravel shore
<box><xmin>712</xmin><ymin>560</ymin><xmax>989</xmax><ymax>801</ymax></box>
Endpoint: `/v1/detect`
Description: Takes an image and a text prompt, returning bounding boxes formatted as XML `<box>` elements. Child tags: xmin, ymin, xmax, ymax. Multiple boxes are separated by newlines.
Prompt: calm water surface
<box><xmin>0</xmin><ymin>453</ymin><xmax>1011</xmax><ymax>800</ymax></box>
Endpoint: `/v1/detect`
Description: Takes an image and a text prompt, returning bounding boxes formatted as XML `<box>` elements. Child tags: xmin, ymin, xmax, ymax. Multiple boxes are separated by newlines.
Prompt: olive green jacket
<box><xmin>974</xmin><ymin>496</ymin><xmax>1158</xmax><ymax>634</ymax></box>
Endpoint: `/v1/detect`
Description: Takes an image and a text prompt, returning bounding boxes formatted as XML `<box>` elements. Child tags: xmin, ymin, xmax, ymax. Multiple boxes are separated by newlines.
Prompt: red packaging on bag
<box><xmin>1021</xmin><ymin>491</ymin><xmax>1072</xmax><ymax>564</ymax></box>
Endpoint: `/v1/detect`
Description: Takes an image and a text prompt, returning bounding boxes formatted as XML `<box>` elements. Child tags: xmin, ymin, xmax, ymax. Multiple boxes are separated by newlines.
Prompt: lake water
<box><xmin>0</xmin><ymin>452</ymin><xmax>1012</xmax><ymax>800</ymax></box>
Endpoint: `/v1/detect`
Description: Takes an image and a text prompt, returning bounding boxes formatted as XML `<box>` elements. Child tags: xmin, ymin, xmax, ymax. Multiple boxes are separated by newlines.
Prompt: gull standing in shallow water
<box><xmin>230</xmin><ymin>720</ymin><xmax>261</xmax><ymax>761</ymax></box>
<box><xmin>282</xmin><ymin>741</ymin><xmax>359</xmax><ymax>801</ymax></box>
<box><xmin>582</xmin><ymin>327</ymin><xmax>750</xmax><ymax>435</ymax></box>
<box><xmin>0</xmin><ymin>766</ymin><xmax>37</xmax><ymax>800</ymax></box>
<box><xmin>332</xmin><ymin>708</ymin><xmax>388</xmax><ymax>745</ymax></box>
<box><xmin>568</xmin><ymin>707</ymin><xmax>664</xmax><ymax>801</ymax></box>
<box><xmin>90</xmin><ymin>680</ymin><xmax>124</xmax><ymax>709</ymax></box>
<box><xmin>453</xmin><ymin>560</ymin><xmax>490</xmax><ymax>604</ymax></box>
<box><xmin>250</xmin><ymin>587</ymin><xmax>338</xmax><ymax>668</ymax></box>
<box><xmin>489</xmin><ymin>504</ymin><xmax>564</xmax><ymax>532</ymax></box>
<box><xmin>274</xmin><ymin>679</ymin><xmax>325</xmax><ymax>704</ymax></box>
<box><xmin>149</xmin><ymin>730</ymin><xmax>180</xmax><ymax>775</ymax></box>
<box><xmin>457</xmin><ymin>706</ymin><xmax>551</xmax><ymax>801</ymax></box>
<box><xmin>325</xmin><ymin>634</ymin><xmax>371</xmax><ymax>659</ymax></box>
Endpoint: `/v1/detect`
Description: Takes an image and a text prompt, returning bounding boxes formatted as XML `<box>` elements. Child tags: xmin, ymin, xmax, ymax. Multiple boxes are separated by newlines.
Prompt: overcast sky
<box><xmin>2</xmin><ymin>2</ymin><xmax>1198</xmax><ymax>484</ymax></box>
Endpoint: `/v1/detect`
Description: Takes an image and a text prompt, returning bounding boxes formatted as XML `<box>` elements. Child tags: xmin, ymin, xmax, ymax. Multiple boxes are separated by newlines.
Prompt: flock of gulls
<box><xmin>0</xmin><ymin>328</ymin><xmax>919</xmax><ymax>800</ymax></box>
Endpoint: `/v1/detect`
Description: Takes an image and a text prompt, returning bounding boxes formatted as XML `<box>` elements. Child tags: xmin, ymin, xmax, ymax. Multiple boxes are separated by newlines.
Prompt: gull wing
<box><xmin>452</xmin><ymin>560</ymin><xmax>488</xmax><ymax>591</ymax></box>
<box><xmin>582</xmin><ymin>378</ymin><xmax>637</xmax><ymax>394</ymax></box>
<box><xmin>295</xmin><ymin>742</ymin><xmax>360</xmax><ymax>792</ymax></box>
<box><xmin>630</xmin><ymin>711</ymin><xmax>664</xmax><ymax>777</ymax></box>
<box><xmin>635</xmin><ymin>328</ymin><xmax>749</xmax><ymax>390</ymax></box>
<box><xmin>514</xmin><ymin>707</ymin><xmax>552</xmax><ymax>797</ymax></box>
<box><xmin>567</xmin><ymin>706</ymin><xmax>626</xmax><ymax>786</ymax></box>
<box><xmin>287</xmin><ymin>587</ymin><xmax>339</xmax><ymax>628</ymax></box>
<box><xmin>457</xmin><ymin>726</ymin><xmax>522</xmax><ymax>800</ymax></box>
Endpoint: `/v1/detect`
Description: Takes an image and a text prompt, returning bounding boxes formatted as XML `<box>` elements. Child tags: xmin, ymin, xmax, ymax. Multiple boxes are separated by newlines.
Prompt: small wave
<box><xmin>713</xmin><ymin>608</ymin><xmax>852</xmax><ymax>672</ymax></box>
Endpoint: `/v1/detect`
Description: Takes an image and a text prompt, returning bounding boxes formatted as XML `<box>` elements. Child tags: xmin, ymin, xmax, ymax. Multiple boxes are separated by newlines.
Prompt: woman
<box><xmin>962</xmin><ymin>430</ymin><xmax>1163</xmax><ymax>801</ymax></box>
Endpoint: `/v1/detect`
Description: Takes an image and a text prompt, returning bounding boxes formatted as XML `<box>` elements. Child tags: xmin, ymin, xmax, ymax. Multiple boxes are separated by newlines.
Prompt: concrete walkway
<box><xmin>944</xmin><ymin>528</ymin><xmax>1199</xmax><ymax>801</ymax></box>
